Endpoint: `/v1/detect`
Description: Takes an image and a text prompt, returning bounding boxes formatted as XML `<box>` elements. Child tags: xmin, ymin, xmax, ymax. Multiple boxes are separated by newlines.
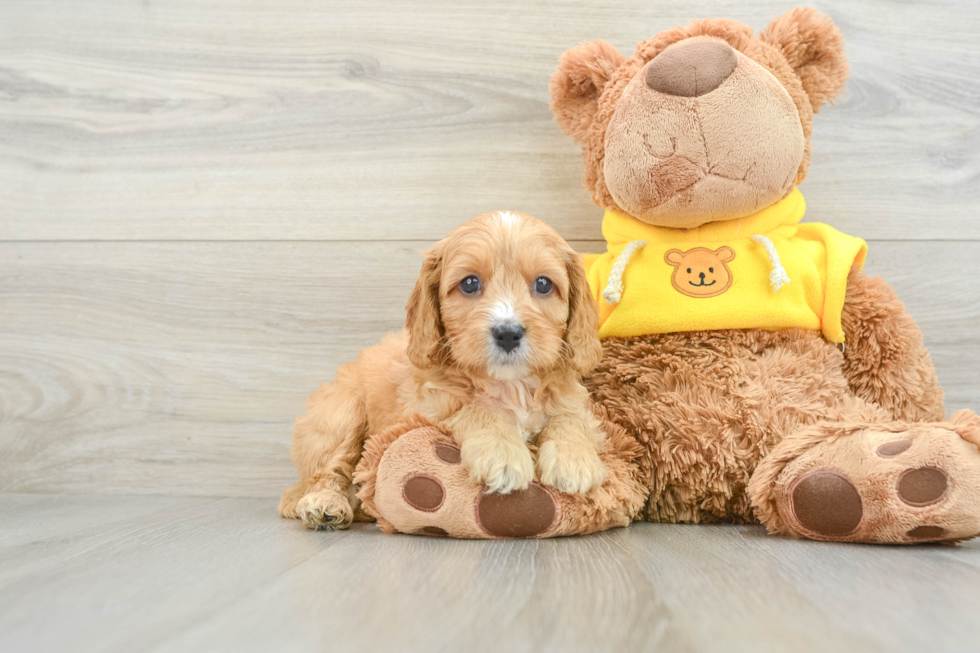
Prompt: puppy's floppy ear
<box><xmin>550</xmin><ymin>39</ymin><xmax>625</xmax><ymax>143</ymax></box>
<box><xmin>563</xmin><ymin>250</ymin><xmax>603</xmax><ymax>375</ymax></box>
<box><xmin>405</xmin><ymin>249</ymin><xmax>445</xmax><ymax>369</ymax></box>
<box><xmin>761</xmin><ymin>7</ymin><xmax>849</xmax><ymax>113</ymax></box>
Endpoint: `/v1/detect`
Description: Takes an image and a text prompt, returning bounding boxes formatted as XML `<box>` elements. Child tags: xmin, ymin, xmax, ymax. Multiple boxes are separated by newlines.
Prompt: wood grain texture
<box><xmin>2</xmin><ymin>3</ymin><xmax>979</xmax><ymax>649</ymax></box>
<box><xmin>1</xmin><ymin>494</ymin><xmax>979</xmax><ymax>653</ymax></box>
<box><xmin>1</xmin><ymin>240</ymin><xmax>977</xmax><ymax>497</ymax></box>
<box><xmin>0</xmin><ymin>0</ymin><xmax>978</xmax><ymax>241</ymax></box>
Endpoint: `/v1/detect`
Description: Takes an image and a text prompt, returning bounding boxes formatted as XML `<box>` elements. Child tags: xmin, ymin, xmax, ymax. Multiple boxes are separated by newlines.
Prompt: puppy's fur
<box><xmin>279</xmin><ymin>211</ymin><xmax>606</xmax><ymax>530</ymax></box>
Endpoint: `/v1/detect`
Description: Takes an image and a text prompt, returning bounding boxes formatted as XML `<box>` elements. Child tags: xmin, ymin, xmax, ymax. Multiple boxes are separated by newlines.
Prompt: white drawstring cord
<box><xmin>751</xmin><ymin>234</ymin><xmax>790</xmax><ymax>293</ymax></box>
<box><xmin>602</xmin><ymin>240</ymin><xmax>647</xmax><ymax>305</ymax></box>
<box><xmin>835</xmin><ymin>332</ymin><xmax>846</xmax><ymax>354</ymax></box>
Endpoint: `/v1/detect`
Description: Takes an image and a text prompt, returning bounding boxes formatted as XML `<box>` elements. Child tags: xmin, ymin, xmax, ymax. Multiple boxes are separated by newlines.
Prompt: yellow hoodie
<box><xmin>583</xmin><ymin>189</ymin><xmax>867</xmax><ymax>343</ymax></box>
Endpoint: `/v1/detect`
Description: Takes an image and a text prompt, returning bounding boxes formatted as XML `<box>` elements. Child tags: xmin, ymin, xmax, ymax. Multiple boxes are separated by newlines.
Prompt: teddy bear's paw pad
<box><xmin>896</xmin><ymin>467</ymin><xmax>949</xmax><ymax>507</ymax></box>
<box><xmin>476</xmin><ymin>483</ymin><xmax>558</xmax><ymax>538</ymax></box>
<box><xmin>776</xmin><ymin>424</ymin><xmax>980</xmax><ymax>543</ymax></box>
<box><xmin>417</xmin><ymin>526</ymin><xmax>449</xmax><ymax>537</ymax></box>
<box><xmin>907</xmin><ymin>525</ymin><xmax>948</xmax><ymax>540</ymax></box>
<box><xmin>434</xmin><ymin>444</ymin><xmax>462</xmax><ymax>464</ymax></box>
<box><xmin>876</xmin><ymin>439</ymin><xmax>912</xmax><ymax>458</ymax></box>
<box><xmin>790</xmin><ymin>470</ymin><xmax>863</xmax><ymax>538</ymax></box>
<box><xmin>402</xmin><ymin>475</ymin><xmax>446</xmax><ymax>512</ymax></box>
<box><xmin>374</xmin><ymin>427</ymin><xmax>512</xmax><ymax>538</ymax></box>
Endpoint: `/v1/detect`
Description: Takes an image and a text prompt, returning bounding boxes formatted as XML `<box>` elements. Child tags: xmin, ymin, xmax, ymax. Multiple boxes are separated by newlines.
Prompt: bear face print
<box><xmin>664</xmin><ymin>247</ymin><xmax>735</xmax><ymax>298</ymax></box>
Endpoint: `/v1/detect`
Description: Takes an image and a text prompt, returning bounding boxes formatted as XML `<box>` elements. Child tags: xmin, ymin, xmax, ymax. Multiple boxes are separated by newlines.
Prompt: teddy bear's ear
<box><xmin>717</xmin><ymin>246</ymin><xmax>736</xmax><ymax>263</ymax></box>
<box><xmin>761</xmin><ymin>7</ymin><xmax>849</xmax><ymax>112</ymax></box>
<box><xmin>948</xmin><ymin>410</ymin><xmax>980</xmax><ymax>448</ymax></box>
<box><xmin>549</xmin><ymin>39</ymin><xmax>626</xmax><ymax>142</ymax></box>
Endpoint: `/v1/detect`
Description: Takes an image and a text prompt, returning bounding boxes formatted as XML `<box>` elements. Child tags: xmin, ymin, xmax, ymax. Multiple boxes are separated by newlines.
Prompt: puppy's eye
<box><xmin>459</xmin><ymin>275</ymin><xmax>481</xmax><ymax>295</ymax></box>
<box><xmin>686</xmin><ymin>268</ymin><xmax>692</xmax><ymax>273</ymax></box>
<box><xmin>709</xmin><ymin>267</ymin><xmax>714</xmax><ymax>273</ymax></box>
<box><xmin>534</xmin><ymin>276</ymin><xmax>554</xmax><ymax>295</ymax></box>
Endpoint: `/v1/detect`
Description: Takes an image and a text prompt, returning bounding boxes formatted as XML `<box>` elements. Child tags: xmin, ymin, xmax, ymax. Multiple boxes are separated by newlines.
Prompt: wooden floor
<box><xmin>1</xmin><ymin>493</ymin><xmax>978</xmax><ymax>653</ymax></box>
<box><xmin>2</xmin><ymin>0</ymin><xmax>980</xmax><ymax>650</ymax></box>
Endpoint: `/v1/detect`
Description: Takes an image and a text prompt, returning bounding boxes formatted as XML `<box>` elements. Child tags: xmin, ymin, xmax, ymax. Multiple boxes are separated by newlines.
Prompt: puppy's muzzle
<box><xmin>492</xmin><ymin>324</ymin><xmax>525</xmax><ymax>353</ymax></box>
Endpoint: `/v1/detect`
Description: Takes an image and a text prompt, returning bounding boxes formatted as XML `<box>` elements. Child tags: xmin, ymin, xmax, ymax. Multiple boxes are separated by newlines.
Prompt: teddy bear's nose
<box><xmin>645</xmin><ymin>39</ymin><xmax>738</xmax><ymax>97</ymax></box>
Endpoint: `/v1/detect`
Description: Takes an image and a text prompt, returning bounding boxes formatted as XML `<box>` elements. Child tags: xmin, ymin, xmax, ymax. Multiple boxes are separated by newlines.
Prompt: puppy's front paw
<box><xmin>297</xmin><ymin>489</ymin><xmax>354</xmax><ymax>531</ymax></box>
<box><xmin>461</xmin><ymin>437</ymin><xmax>535</xmax><ymax>494</ymax></box>
<box><xmin>537</xmin><ymin>440</ymin><xmax>607</xmax><ymax>494</ymax></box>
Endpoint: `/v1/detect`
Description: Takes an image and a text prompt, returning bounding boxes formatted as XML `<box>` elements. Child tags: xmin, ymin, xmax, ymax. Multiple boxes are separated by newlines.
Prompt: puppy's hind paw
<box><xmin>297</xmin><ymin>489</ymin><xmax>354</xmax><ymax>531</ymax></box>
<box><xmin>278</xmin><ymin>482</ymin><xmax>306</xmax><ymax>519</ymax></box>
<box><xmin>461</xmin><ymin>437</ymin><xmax>535</xmax><ymax>495</ymax></box>
<box><xmin>537</xmin><ymin>440</ymin><xmax>608</xmax><ymax>495</ymax></box>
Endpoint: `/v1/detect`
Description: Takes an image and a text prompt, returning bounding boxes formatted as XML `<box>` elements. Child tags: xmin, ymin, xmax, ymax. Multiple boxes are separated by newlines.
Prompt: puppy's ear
<box><xmin>550</xmin><ymin>39</ymin><xmax>625</xmax><ymax>143</ymax></box>
<box><xmin>405</xmin><ymin>250</ymin><xmax>445</xmax><ymax>369</ymax></box>
<box><xmin>563</xmin><ymin>251</ymin><xmax>603</xmax><ymax>375</ymax></box>
<box><xmin>761</xmin><ymin>7</ymin><xmax>849</xmax><ymax>112</ymax></box>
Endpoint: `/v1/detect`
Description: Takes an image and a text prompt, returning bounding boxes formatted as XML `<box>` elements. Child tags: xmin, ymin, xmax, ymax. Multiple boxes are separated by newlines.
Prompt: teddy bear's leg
<box><xmin>749</xmin><ymin>409</ymin><xmax>980</xmax><ymax>543</ymax></box>
<box><xmin>354</xmin><ymin>413</ymin><xmax>647</xmax><ymax>538</ymax></box>
<box><xmin>840</xmin><ymin>268</ymin><xmax>946</xmax><ymax>422</ymax></box>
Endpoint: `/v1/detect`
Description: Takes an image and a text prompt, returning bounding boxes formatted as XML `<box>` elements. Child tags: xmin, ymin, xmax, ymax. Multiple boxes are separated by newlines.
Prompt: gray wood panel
<box><xmin>1</xmin><ymin>240</ymin><xmax>977</xmax><ymax>497</ymax></box>
<box><xmin>0</xmin><ymin>0</ymin><xmax>978</xmax><ymax>241</ymax></box>
<box><xmin>2</xmin><ymin>2</ymin><xmax>979</xmax><ymax>648</ymax></box>
<box><xmin>0</xmin><ymin>493</ymin><xmax>979</xmax><ymax>653</ymax></box>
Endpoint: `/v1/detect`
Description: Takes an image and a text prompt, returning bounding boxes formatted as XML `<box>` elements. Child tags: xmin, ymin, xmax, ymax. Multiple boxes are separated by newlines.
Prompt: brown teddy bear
<box><xmin>354</xmin><ymin>7</ymin><xmax>980</xmax><ymax>543</ymax></box>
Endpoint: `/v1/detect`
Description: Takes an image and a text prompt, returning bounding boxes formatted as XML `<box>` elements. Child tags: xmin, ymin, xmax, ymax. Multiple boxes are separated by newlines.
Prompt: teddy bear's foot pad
<box><xmin>768</xmin><ymin>421</ymin><xmax>980</xmax><ymax>543</ymax></box>
<box><xmin>789</xmin><ymin>470</ymin><xmax>864</xmax><ymax>538</ymax></box>
<box><xmin>398</xmin><ymin>466</ymin><xmax>559</xmax><ymax>538</ymax></box>
<box><xmin>368</xmin><ymin>426</ymin><xmax>561</xmax><ymax>538</ymax></box>
<box><xmin>355</xmin><ymin>415</ymin><xmax>644</xmax><ymax>539</ymax></box>
<box><xmin>476</xmin><ymin>484</ymin><xmax>558</xmax><ymax>537</ymax></box>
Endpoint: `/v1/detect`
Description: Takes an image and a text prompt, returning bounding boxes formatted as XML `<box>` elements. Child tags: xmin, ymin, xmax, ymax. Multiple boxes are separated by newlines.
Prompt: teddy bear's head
<box><xmin>550</xmin><ymin>7</ymin><xmax>848</xmax><ymax>229</ymax></box>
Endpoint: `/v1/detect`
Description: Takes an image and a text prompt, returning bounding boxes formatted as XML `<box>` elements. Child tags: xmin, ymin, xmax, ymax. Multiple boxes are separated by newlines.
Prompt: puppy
<box><xmin>279</xmin><ymin>211</ymin><xmax>606</xmax><ymax>530</ymax></box>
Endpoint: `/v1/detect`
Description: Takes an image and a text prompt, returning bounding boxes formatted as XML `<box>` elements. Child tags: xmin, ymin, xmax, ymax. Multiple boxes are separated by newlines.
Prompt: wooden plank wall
<box><xmin>2</xmin><ymin>0</ymin><xmax>978</xmax><ymax>497</ymax></box>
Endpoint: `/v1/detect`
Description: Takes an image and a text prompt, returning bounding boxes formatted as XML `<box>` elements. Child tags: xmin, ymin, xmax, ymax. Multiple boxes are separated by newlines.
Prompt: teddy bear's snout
<box><xmin>645</xmin><ymin>39</ymin><xmax>738</xmax><ymax>98</ymax></box>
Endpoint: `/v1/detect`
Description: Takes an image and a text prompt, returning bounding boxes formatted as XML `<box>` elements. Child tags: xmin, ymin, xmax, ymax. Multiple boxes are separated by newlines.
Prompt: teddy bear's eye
<box><xmin>709</xmin><ymin>267</ymin><xmax>714</xmax><ymax>273</ymax></box>
<box><xmin>686</xmin><ymin>268</ymin><xmax>692</xmax><ymax>274</ymax></box>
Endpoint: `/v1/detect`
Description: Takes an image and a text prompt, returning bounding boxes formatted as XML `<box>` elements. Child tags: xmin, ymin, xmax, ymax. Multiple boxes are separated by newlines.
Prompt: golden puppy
<box><xmin>279</xmin><ymin>211</ymin><xmax>605</xmax><ymax>530</ymax></box>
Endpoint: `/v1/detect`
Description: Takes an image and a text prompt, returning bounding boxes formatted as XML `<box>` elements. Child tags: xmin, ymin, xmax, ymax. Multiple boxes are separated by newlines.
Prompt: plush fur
<box><xmin>749</xmin><ymin>418</ymin><xmax>980</xmax><ymax>543</ymax></box>
<box><xmin>546</xmin><ymin>7</ymin><xmax>980</xmax><ymax>543</ymax></box>
<box><xmin>551</xmin><ymin>10</ymin><xmax>849</xmax><ymax>226</ymax></box>
<box><xmin>586</xmin><ymin>269</ymin><xmax>948</xmax><ymax>526</ymax></box>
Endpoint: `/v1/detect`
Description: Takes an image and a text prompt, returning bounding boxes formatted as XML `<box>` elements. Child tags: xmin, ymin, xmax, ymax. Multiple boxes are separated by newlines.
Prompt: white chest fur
<box><xmin>481</xmin><ymin>376</ymin><xmax>548</xmax><ymax>443</ymax></box>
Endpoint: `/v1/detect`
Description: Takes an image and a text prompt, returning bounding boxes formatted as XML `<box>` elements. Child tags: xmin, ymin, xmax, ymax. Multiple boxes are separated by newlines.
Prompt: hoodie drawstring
<box><xmin>751</xmin><ymin>234</ymin><xmax>790</xmax><ymax>293</ymax></box>
<box><xmin>602</xmin><ymin>240</ymin><xmax>647</xmax><ymax>305</ymax></box>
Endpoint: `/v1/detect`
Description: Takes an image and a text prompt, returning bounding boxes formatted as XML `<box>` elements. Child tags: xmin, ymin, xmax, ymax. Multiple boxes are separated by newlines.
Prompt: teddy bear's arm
<box><xmin>840</xmin><ymin>267</ymin><xmax>946</xmax><ymax>422</ymax></box>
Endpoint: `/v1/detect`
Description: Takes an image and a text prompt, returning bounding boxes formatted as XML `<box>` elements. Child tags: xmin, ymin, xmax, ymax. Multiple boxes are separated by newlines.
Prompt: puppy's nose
<box><xmin>645</xmin><ymin>39</ymin><xmax>737</xmax><ymax>97</ymax></box>
<box><xmin>699</xmin><ymin>271</ymin><xmax>706</xmax><ymax>279</ymax></box>
<box><xmin>492</xmin><ymin>324</ymin><xmax>525</xmax><ymax>353</ymax></box>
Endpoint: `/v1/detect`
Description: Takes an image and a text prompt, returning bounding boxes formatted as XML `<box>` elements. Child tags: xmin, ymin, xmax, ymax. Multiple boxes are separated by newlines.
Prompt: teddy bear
<box><xmin>353</xmin><ymin>7</ymin><xmax>980</xmax><ymax>543</ymax></box>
